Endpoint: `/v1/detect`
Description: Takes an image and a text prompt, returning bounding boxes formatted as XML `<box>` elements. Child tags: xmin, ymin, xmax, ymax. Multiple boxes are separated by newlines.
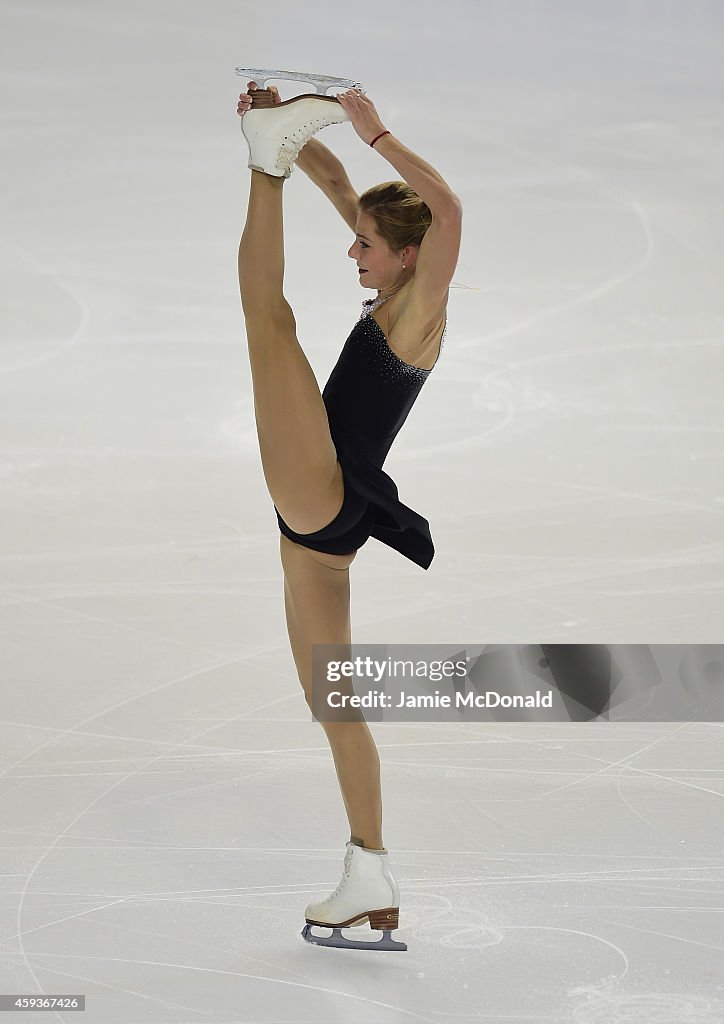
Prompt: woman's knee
<box><xmin>241</xmin><ymin>295</ymin><xmax>296</xmax><ymax>330</ymax></box>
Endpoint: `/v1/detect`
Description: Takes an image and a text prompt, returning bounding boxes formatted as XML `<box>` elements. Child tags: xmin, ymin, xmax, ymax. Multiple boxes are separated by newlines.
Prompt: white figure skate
<box><xmin>301</xmin><ymin>842</ymin><xmax>407</xmax><ymax>952</ymax></box>
<box><xmin>236</xmin><ymin>67</ymin><xmax>366</xmax><ymax>178</ymax></box>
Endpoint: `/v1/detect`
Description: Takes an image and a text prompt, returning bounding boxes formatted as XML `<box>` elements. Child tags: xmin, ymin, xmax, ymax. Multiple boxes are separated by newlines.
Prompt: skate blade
<box><xmin>301</xmin><ymin>923</ymin><xmax>407</xmax><ymax>951</ymax></box>
<box><xmin>235</xmin><ymin>67</ymin><xmax>365</xmax><ymax>96</ymax></box>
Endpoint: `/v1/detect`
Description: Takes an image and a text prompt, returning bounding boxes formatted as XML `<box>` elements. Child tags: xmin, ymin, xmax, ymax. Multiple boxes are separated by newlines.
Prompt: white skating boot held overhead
<box><xmin>301</xmin><ymin>842</ymin><xmax>407</xmax><ymax>951</ymax></box>
<box><xmin>239</xmin><ymin>70</ymin><xmax>364</xmax><ymax>179</ymax></box>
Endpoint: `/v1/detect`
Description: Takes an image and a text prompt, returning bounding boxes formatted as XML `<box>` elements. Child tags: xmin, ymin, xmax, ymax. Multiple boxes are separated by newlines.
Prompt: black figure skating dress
<box><xmin>275</xmin><ymin>294</ymin><xmax>446</xmax><ymax>569</ymax></box>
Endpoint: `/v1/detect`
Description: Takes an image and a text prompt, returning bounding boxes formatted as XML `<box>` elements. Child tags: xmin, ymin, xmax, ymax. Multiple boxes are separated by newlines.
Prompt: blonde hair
<box><xmin>357</xmin><ymin>181</ymin><xmax>432</xmax><ymax>255</ymax></box>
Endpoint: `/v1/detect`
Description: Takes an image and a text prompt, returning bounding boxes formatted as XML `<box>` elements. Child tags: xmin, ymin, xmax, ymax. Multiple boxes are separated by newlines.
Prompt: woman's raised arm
<box><xmin>296</xmin><ymin>139</ymin><xmax>360</xmax><ymax>233</ymax></box>
<box><xmin>336</xmin><ymin>89</ymin><xmax>461</xmax><ymax>218</ymax></box>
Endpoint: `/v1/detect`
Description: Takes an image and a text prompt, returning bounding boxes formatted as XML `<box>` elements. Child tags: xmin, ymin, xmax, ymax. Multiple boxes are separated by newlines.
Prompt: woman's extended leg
<box><xmin>238</xmin><ymin>170</ymin><xmax>344</xmax><ymax>534</ymax></box>
<box><xmin>280</xmin><ymin>534</ymin><xmax>384</xmax><ymax>850</ymax></box>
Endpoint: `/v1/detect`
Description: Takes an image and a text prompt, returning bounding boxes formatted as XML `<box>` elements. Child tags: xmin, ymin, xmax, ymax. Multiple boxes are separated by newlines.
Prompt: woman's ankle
<box><xmin>350</xmin><ymin>834</ymin><xmax>384</xmax><ymax>851</ymax></box>
<box><xmin>250</xmin><ymin>168</ymin><xmax>284</xmax><ymax>187</ymax></box>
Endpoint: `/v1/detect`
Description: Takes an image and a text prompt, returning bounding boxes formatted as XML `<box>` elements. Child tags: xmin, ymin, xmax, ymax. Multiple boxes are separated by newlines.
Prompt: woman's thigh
<box><xmin>280</xmin><ymin>535</ymin><xmax>357</xmax><ymax>706</ymax></box>
<box><xmin>245</xmin><ymin>307</ymin><xmax>344</xmax><ymax>534</ymax></box>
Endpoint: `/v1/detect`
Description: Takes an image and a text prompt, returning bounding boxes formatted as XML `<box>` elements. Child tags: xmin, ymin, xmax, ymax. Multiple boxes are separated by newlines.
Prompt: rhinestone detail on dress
<box><xmin>359</xmin><ymin>295</ymin><xmax>446</xmax><ymax>383</ymax></box>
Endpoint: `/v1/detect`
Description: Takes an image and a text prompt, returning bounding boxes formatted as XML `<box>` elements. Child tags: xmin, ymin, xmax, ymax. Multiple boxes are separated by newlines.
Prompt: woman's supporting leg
<box><xmin>240</xmin><ymin>172</ymin><xmax>383</xmax><ymax>846</ymax></box>
<box><xmin>280</xmin><ymin>534</ymin><xmax>384</xmax><ymax>850</ymax></box>
<box><xmin>238</xmin><ymin>170</ymin><xmax>344</xmax><ymax>535</ymax></box>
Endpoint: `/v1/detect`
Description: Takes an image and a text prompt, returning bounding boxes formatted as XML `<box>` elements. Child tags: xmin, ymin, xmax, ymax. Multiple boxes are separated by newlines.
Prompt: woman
<box><xmin>236</xmin><ymin>80</ymin><xmax>462</xmax><ymax>950</ymax></box>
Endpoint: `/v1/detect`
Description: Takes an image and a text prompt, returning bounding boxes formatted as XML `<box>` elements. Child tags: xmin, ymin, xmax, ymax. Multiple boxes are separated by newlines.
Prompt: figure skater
<box><xmin>236</xmin><ymin>79</ymin><xmax>462</xmax><ymax>950</ymax></box>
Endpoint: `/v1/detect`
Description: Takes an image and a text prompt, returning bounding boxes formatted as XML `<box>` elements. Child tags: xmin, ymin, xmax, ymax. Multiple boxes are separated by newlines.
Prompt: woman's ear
<box><xmin>402</xmin><ymin>245</ymin><xmax>417</xmax><ymax>267</ymax></box>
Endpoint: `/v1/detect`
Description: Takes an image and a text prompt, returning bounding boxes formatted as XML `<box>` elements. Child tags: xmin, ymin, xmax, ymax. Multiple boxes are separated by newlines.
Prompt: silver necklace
<box><xmin>363</xmin><ymin>288</ymin><xmax>402</xmax><ymax>313</ymax></box>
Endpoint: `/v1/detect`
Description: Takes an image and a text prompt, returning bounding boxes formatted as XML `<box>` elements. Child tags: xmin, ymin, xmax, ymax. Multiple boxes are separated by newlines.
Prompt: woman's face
<box><xmin>348</xmin><ymin>212</ymin><xmax>408</xmax><ymax>292</ymax></box>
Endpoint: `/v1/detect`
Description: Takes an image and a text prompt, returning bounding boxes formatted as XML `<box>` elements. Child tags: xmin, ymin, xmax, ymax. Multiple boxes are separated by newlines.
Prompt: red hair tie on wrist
<box><xmin>370</xmin><ymin>130</ymin><xmax>391</xmax><ymax>148</ymax></box>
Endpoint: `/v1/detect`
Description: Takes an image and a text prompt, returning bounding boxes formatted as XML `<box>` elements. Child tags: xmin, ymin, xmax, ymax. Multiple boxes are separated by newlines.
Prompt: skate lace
<box><xmin>278</xmin><ymin>116</ymin><xmax>338</xmax><ymax>171</ymax></box>
<box><xmin>322</xmin><ymin>845</ymin><xmax>354</xmax><ymax>904</ymax></box>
